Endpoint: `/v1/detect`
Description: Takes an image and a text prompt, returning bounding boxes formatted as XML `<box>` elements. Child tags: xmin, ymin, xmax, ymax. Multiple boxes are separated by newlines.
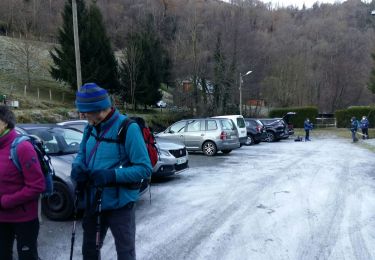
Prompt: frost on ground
<box><xmin>38</xmin><ymin>135</ymin><xmax>375</xmax><ymax>260</ymax></box>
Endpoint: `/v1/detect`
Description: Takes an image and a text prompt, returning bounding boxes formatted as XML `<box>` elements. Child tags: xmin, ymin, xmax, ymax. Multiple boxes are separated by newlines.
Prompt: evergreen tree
<box><xmin>50</xmin><ymin>0</ymin><xmax>86</xmax><ymax>89</ymax></box>
<box><xmin>50</xmin><ymin>1</ymin><xmax>119</xmax><ymax>92</ymax></box>
<box><xmin>119</xmin><ymin>15</ymin><xmax>169</xmax><ymax>109</ymax></box>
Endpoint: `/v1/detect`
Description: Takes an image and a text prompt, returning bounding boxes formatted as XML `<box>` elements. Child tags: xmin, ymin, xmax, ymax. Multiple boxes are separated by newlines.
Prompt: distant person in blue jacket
<box><xmin>360</xmin><ymin>116</ymin><xmax>369</xmax><ymax>139</ymax></box>
<box><xmin>350</xmin><ymin>116</ymin><xmax>359</xmax><ymax>142</ymax></box>
<box><xmin>71</xmin><ymin>83</ymin><xmax>152</xmax><ymax>260</ymax></box>
<box><xmin>304</xmin><ymin>118</ymin><xmax>313</xmax><ymax>141</ymax></box>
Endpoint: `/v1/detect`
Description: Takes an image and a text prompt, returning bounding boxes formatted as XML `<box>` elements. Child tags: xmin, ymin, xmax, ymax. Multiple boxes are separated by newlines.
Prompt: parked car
<box><xmin>212</xmin><ymin>115</ymin><xmax>247</xmax><ymax>145</ymax></box>
<box><xmin>16</xmin><ymin>124</ymin><xmax>82</xmax><ymax>220</ymax></box>
<box><xmin>275</xmin><ymin>112</ymin><xmax>296</xmax><ymax>137</ymax></box>
<box><xmin>57</xmin><ymin>119</ymin><xmax>88</xmax><ymax>132</ymax></box>
<box><xmin>259</xmin><ymin>112</ymin><xmax>296</xmax><ymax>142</ymax></box>
<box><xmin>153</xmin><ymin>138</ymin><xmax>189</xmax><ymax>178</ymax></box>
<box><xmin>156</xmin><ymin>118</ymin><xmax>240</xmax><ymax>156</ymax></box>
<box><xmin>58</xmin><ymin>120</ymin><xmax>189</xmax><ymax>178</ymax></box>
<box><xmin>259</xmin><ymin>119</ymin><xmax>288</xmax><ymax>142</ymax></box>
<box><xmin>244</xmin><ymin>118</ymin><xmax>266</xmax><ymax>145</ymax></box>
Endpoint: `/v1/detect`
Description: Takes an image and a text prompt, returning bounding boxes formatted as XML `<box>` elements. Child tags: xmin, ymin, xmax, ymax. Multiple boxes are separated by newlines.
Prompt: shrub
<box><xmin>269</xmin><ymin>106</ymin><xmax>318</xmax><ymax>128</ymax></box>
<box><xmin>335</xmin><ymin>106</ymin><xmax>375</xmax><ymax>128</ymax></box>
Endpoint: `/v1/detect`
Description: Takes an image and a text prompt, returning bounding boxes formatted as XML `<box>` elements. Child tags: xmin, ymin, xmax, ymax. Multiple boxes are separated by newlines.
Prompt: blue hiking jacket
<box><xmin>361</xmin><ymin>118</ymin><xmax>369</xmax><ymax>129</ymax></box>
<box><xmin>304</xmin><ymin>120</ymin><xmax>313</xmax><ymax>131</ymax></box>
<box><xmin>72</xmin><ymin>110</ymin><xmax>152</xmax><ymax>210</ymax></box>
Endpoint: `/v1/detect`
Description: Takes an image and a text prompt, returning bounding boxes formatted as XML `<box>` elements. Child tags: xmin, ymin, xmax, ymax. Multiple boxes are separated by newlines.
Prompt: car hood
<box><xmin>156</xmin><ymin>138</ymin><xmax>185</xmax><ymax>149</ymax></box>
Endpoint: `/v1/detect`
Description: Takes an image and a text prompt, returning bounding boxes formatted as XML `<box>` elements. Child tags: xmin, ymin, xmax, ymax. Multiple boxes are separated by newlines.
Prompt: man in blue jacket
<box><xmin>360</xmin><ymin>116</ymin><xmax>369</xmax><ymax>139</ymax></box>
<box><xmin>71</xmin><ymin>83</ymin><xmax>152</xmax><ymax>260</ymax></box>
<box><xmin>304</xmin><ymin>118</ymin><xmax>313</xmax><ymax>141</ymax></box>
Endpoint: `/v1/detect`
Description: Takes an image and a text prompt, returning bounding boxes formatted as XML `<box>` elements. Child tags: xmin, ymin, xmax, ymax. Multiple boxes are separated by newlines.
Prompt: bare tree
<box><xmin>6</xmin><ymin>37</ymin><xmax>41</xmax><ymax>90</ymax></box>
<box><xmin>120</xmin><ymin>44</ymin><xmax>143</xmax><ymax>109</ymax></box>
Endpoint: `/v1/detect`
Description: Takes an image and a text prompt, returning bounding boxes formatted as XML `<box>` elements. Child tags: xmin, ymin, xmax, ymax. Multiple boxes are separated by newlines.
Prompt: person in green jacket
<box><xmin>350</xmin><ymin>116</ymin><xmax>359</xmax><ymax>142</ymax></box>
<box><xmin>71</xmin><ymin>83</ymin><xmax>152</xmax><ymax>260</ymax></box>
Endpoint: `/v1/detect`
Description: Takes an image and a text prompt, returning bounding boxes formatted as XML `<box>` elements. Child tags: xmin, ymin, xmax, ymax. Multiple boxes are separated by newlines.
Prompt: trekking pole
<box><xmin>95</xmin><ymin>187</ymin><xmax>103</xmax><ymax>260</ymax></box>
<box><xmin>69</xmin><ymin>190</ymin><xmax>80</xmax><ymax>260</ymax></box>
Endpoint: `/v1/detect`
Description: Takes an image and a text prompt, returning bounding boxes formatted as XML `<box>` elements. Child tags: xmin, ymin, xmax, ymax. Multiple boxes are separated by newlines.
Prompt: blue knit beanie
<box><xmin>75</xmin><ymin>83</ymin><xmax>112</xmax><ymax>112</ymax></box>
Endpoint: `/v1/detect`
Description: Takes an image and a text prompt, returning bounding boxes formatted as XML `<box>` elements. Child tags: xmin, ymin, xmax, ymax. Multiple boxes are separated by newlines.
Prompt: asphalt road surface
<box><xmin>36</xmin><ymin>135</ymin><xmax>375</xmax><ymax>260</ymax></box>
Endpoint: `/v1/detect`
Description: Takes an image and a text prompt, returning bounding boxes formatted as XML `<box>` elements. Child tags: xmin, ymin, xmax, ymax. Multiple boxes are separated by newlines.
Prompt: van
<box><xmin>212</xmin><ymin>115</ymin><xmax>247</xmax><ymax>145</ymax></box>
<box><xmin>156</xmin><ymin>118</ymin><xmax>240</xmax><ymax>156</ymax></box>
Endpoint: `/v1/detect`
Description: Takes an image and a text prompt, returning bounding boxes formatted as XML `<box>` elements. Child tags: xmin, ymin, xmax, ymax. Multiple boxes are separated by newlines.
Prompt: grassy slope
<box><xmin>0</xmin><ymin>36</ymin><xmax>76</xmax><ymax>110</ymax></box>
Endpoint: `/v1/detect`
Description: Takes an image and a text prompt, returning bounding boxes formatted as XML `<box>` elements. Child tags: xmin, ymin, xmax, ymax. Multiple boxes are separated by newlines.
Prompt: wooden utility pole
<box><xmin>72</xmin><ymin>0</ymin><xmax>82</xmax><ymax>90</ymax></box>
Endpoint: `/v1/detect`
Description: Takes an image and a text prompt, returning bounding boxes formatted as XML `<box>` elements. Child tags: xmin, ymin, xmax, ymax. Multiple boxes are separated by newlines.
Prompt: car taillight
<box><xmin>256</xmin><ymin>126</ymin><xmax>261</xmax><ymax>133</ymax></box>
<box><xmin>220</xmin><ymin>131</ymin><xmax>227</xmax><ymax>140</ymax></box>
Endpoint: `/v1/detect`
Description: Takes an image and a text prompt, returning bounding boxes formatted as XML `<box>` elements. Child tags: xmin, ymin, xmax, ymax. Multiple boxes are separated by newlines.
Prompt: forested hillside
<box><xmin>1</xmin><ymin>0</ymin><xmax>375</xmax><ymax>114</ymax></box>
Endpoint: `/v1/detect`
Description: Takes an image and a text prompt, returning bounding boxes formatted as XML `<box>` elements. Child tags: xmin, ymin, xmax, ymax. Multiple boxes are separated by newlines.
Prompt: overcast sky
<box><xmin>259</xmin><ymin>0</ymin><xmax>370</xmax><ymax>9</ymax></box>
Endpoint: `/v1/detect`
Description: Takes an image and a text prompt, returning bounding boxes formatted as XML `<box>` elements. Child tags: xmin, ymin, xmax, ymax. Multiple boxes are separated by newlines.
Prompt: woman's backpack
<box><xmin>10</xmin><ymin>135</ymin><xmax>55</xmax><ymax>196</ymax></box>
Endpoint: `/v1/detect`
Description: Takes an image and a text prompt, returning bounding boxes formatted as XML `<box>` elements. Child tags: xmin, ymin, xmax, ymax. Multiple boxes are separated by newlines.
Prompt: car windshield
<box><xmin>26</xmin><ymin>128</ymin><xmax>83</xmax><ymax>155</ymax></box>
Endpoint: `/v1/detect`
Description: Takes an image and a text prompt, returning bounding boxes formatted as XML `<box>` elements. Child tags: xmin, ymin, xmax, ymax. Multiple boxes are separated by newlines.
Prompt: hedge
<box><xmin>335</xmin><ymin>106</ymin><xmax>375</xmax><ymax>128</ymax></box>
<box><xmin>269</xmin><ymin>106</ymin><xmax>319</xmax><ymax>128</ymax></box>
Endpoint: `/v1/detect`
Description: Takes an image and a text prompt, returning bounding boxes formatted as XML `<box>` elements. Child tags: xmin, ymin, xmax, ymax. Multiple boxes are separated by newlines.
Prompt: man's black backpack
<box><xmin>10</xmin><ymin>135</ymin><xmax>55</xmax><ymax>196</ymax></box>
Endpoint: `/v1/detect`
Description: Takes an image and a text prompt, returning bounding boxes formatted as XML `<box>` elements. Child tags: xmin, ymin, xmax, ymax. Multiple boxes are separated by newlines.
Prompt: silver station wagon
<box><xmin>156</xmin><ymin>118</ymin><xmax>240</xmax><ymax>156</ymax></box>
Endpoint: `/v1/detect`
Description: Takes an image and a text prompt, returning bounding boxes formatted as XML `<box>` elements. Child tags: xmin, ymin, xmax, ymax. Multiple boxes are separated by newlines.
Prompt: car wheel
<box><xmin>202</xmin><ymin>141</ymin><xmax>217</xmax><ymax>156</ymax></box>
<box><xmin>221</xmin><ymin>150</ymin><xmax>232</xmax><ymax>154</ymax></box>
<box><xmin>42</xmin><ymin>181</ymin><xmax>74</xmax><ymax>221</ymax></box>
<box><xmin>245</xmin><ymin>135</ymin><xmax>254</xmax><ymax>145</ymax></box>
<box><xmin>265</xmin><ymin>132</ymin><xmax>275</xmax><ymax>142</ymax></box>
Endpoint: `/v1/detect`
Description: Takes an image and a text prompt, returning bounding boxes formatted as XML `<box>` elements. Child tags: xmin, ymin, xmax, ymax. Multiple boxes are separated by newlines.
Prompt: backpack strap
<box><xmin>85</xmin><ymin>114</ymin><xmax>119</xmax><ymax>166</ymax></box>
<box><xmin>10</xmin><ymin>135</ymin><xmax>31</xmax><ymax>172</ymax></box>
<box><xmin>118</xmin><ymin>118</ymin><xmax>136</xmax><ymax>145</ymax></box>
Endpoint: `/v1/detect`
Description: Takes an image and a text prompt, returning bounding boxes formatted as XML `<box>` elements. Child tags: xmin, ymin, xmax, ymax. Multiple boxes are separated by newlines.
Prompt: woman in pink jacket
<box><xmin>0</xmin><ymin>105</ymin><xmax>45</xmax><ymax>260</ymax></box>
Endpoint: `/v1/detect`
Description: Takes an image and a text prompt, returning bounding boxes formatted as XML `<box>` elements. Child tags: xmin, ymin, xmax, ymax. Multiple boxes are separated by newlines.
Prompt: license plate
<box><xmin>176</xmin><ymin>157</ymin><xmax>187</xmax><ymax>165</ymax></box>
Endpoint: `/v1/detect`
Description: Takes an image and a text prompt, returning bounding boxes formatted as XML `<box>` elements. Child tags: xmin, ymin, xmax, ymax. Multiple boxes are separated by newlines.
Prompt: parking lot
<box><xmin>36</xmin><ymin>135</ymin><xmax>375</xmax><ymax>260</ymax></box>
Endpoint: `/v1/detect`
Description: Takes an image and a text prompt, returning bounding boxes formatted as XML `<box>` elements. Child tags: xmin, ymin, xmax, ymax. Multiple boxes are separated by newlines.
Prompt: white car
<box><xmin>212</xmin><ymin>115</ymin><xmax>247</xmax><ymax>146</ymax></box>
<box><xmin>153</xmin><ymin>137</ymin><xmax>189</xmax><ymax>177</ymax></box>
<box><xmin>157</xmin><ymin>100</ymin><xmax>167</xmax><ymax>108</ymax></box>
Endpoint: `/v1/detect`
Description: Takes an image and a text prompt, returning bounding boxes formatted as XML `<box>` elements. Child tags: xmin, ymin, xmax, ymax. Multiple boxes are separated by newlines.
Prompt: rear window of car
<box><xmin>245</xmin><ymin>120</ymin><xmax>257</xmax><ymax>127</ymax></box>
<box><xmin>237</xmin><ymin>118</ymin><xmax>245</xmax><ymax>128</ymax></box>
<box><xmin>221</xmin><ymin>119</ymin><xmax>234</xmax><ymax>130</ymax></box>
<box><xmin>207</xmin><ymin>120</ymin><xmax>217</xmax><ymax>130</ymax></box>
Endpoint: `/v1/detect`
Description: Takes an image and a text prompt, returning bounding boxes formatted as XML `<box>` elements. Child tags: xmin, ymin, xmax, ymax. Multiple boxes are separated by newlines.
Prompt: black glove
<box><xmin>90</xmin><ymin>169</ymin><xmax>116</xmax><ymax>187</ymax></box>
<box><xmin>71</xmin><ymin>164</ymin><xmax>89</xmax><ymax>193</ymax></box>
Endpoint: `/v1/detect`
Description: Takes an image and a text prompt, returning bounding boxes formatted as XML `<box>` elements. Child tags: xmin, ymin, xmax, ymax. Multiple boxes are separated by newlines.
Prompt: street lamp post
<box><xmin>239</xmin><ymin>70</ymin><xmax>252</xmax><ymax>115</ymax></box>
